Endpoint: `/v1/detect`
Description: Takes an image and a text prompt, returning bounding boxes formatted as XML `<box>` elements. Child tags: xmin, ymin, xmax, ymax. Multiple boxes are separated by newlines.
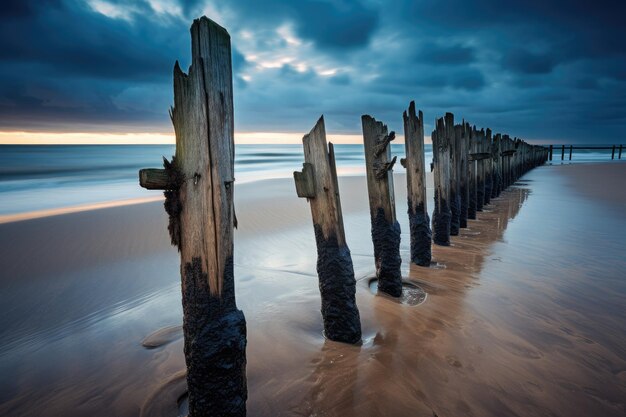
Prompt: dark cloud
<box><xmin>0</xmin><ymin>0</ymin><xmax>624</xmax><ymax>143</ymax></box>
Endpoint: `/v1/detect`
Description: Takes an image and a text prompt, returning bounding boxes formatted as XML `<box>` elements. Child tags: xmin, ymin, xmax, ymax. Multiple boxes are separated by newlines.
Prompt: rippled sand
<box><xmin>1</xmin><ymin>163</ymin><xmax>625</xmax><ymax>416</ymax></box>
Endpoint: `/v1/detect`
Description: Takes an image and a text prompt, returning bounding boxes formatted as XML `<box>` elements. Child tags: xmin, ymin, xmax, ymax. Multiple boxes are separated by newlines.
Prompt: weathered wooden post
<box><xmin>549</xmin><ymin>144</ymin><xmax>553</xmax><ymax>161</ymax></box>
<box><xmin>401</xmin><ymin>102</ymin><xmax>432</xmax><ymax>266</ymax></box>
<box><xmin>294</xmin><ymin>116</ymin><xmax>362</xmax><ymax>343</ymax></box>
<box><xmin>447</xmin><ymin>114</ymin><xmax>461</xmax><ymax>236</ymax></box>
<box><xmin>458</xmin><ymin>124</ymin><xmax>469</xmax><ymax>228</ymax></box>
<box><xmin>561</xmin><ymin>145</ymin><xmax>565</xmax><ymax>161</ymax></box>
<box><xmin>620</xmin><ymin>145</ymin><xmax>623</xmax><ymax>159</ymax></box>
<box><xmin>475</xmin><ymin>128</ymin><xmax>485</xmax><ymax>212</ymax></box>
<box><xmin>432</xmin><ymin>118</ymin><xmax>451</xmax><ymax>246</ymax></box>
<box><xmin>138</xmin><ymin>17</ymin><xmax>246</xmax><ymax>416</ymax></box>
<box><xmin>483</xmin><ymin>129</ymin><xmax>493</xmax><ymax>205</ymax></box>
<box><xmin>491</xmin><ymin>133</ymin><xmax>502</xmax><ymax>198</ymax></box>
<box><xmin>361</xmin><ymin>115</ymin><xmax>403</xmax><ymax>297</ymax></box>
<box><xmin>467</xmin><ymin>123</ymin><xmax>477</xmax><ymax>220</ymax></box>
<box><xmin>569</xmin><ymin>145</ymin><xmax>573</xmax><ymax>161</ymax></box>
<box><xmin>612</xmin><ymin>145</ymin><xmax>616</xmax><ymax>160</ymax></box>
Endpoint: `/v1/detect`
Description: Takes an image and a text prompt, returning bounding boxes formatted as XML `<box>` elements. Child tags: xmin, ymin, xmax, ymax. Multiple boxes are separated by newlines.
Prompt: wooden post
<box><xmin>294</xmin><ymin>117</ymin><xmax>362</xmax><ymax>343</ymax></box>
<box><xmin>447</xmin><ymin>113</ymin><xmax>461</xmax><ymax>236</ymax></box>
<box><xmin>467</xmin><ymin>123</ymin><xmax>477</xmax><ymax>220</ymax></box>
<box><xmin>138</xmin><ymin>17</ymin><xmax>246</xmax><ymax>416</ymax></box>
<box><xmin>561</xmin><ymin>144</ymin><xmax>565</xmax><ymax>161</ymax></box>
<box><xmin>401</xmin><ymin>102</ymin><xmax>432</xmax><ymax>266</ymax></box>
<box><xmin>569</xmin><ymin>145</ymin><xmax>573</xmax><ymax>160</ymax></box>
<box><xmin>432</xmin><ymin>118</ymin><xmax>451</xmax><ymax>246</ymax></box>
<box><xmin>458</xmin><ymin>124</ymin><xmax>469</xmax><ymax>228</ymax></box>
<box><xmin>362</xmin><ymin>115</ymin><xmax>403</xmax><ymax>297</ymax></box>
<box><xmin>549</xmin><ymin>144</ymin><xmax>553</xmax><ymax>161</ymax></box>
<box><xmin>620</xmin><ymin>145</ymin><xmax>623</xmax><ymax>159</ymax></box>
<box><xmin>476</xmin><ymin>128</ymin><xmax>485</xmax><ymax>212</ymax></box>
<box><xmin>491</xmin><ymin>133</ymin><xmax>502</xmax><ymax>198</ymax></box>
<box><xmin>484</xmin><ymin>129</ymin><xmax>493</xmax><ymax>205</ymax></box>
<box><xmin>612</xmin><ymin>145</ymin><xmax>616</xmax><ymax>160</ymax></box>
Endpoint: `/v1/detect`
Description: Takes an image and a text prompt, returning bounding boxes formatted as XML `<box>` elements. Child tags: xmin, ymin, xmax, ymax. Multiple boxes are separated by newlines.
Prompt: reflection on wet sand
<box><xmin>2</xmin><ymin>166</ymin><xmax>625</xmax><ymax>417</ymax></box>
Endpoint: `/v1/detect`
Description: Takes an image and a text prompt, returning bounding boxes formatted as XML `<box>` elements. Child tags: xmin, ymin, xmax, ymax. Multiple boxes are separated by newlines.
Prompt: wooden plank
<box><xmin>362</xmin><ymin>114</ymin><xmax>402</xmax><ymax>297</ymax></box>
<box><xmin>295</xmin><ymin>116</ymin><xmax>362</xmax><ymax>343</ymax></box>
<box><xmin>402</xmin><ymin>101</ymin><xmax>431</xmax><ymax>266</ymax></box>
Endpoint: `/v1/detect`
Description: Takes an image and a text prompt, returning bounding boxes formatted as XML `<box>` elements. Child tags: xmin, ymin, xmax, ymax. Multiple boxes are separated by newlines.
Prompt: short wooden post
<box><xmin>432</xmin><ymin>118</ymin><xmax>451</xmax><ymax>246</ymax></box>
<box><xmin>447</xmin><ymin>113</ymin><xmax>461</xmax><ymax>236</ymax></box>
<box><xmin>561</xmin><ymin>145</ymin><xmax>565</xmax><ymax>161</ymax></box>
<box><xmin>401</xmin><ymin>102</ymin><xmax>432</xmax><ymax>266</ymax></box>
<box><xmin>138</xmin><ymin>17</ymin><xmax>247</xmax><ymax>416</ymax></box>
<box><xmin>569</xmin><ymin>145</ymin><xmax>573</xmax><ymax>160</ymax></box>
<box><xmin>458</xmin><ymin>124</ymin><xmax>469</xmax><ymax>228</ymax></box>
<box><xmin>620</xmin><ymin>145</ymin><xmax>623</xmax><ymax>159</ymax></box>
<box><xmin>549</xmin><ymin>144</ymin><xmax>553</xmax><ymax>161</ymax></box>
<box><xmin>361</xmin><ymin>115</ymin><xmax>403</xmax><ymax>297</ymax></box>
<box><xmin>294</xmin><ymin>117</ymin><xmax>362</xmax><ymax>343</ymax></box>
<box><xmin>612</xmin><ymin>145</ymin><xmax>616</xmax><ymax>160</ymax></box>
<box><xmin>467</xmin><ymin>123</ymin><xmax>477</xmax><ymax>220</ymax></box>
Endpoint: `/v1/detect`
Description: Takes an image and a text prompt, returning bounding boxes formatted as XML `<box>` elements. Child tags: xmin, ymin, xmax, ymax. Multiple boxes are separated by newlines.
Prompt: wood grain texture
<box><xmin>361</xmin><ymin>115</ymin><xmax>397</xmax><ymax>224</ymax></box>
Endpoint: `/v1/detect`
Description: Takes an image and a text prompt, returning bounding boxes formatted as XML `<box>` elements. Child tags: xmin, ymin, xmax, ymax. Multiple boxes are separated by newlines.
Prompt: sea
<box><xmin>0</xmin><ymin>144</ymin><xmax>620</xmax><ymax>217</ymax></box>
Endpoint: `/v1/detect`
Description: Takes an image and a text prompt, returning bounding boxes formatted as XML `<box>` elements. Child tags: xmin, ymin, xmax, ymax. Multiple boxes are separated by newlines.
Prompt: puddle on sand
<box><xmin>368</xmin><ymin>278</ymin><xmax>427</xmax><ymax>306</ymax></box>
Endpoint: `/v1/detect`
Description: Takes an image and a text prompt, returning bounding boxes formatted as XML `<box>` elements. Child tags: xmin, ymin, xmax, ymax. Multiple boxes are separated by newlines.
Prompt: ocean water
<box><xmin>0</xmin><ymin>144</ymin><xmax>426</xmax><ymax>216</ymax></box>
<box><xmin>0</xmin><ymin>144</ymin><xmax>621</xmax><ymax>217</ymax></box>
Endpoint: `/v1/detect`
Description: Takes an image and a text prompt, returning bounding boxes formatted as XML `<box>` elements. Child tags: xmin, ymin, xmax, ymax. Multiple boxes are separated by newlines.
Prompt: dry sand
<box><xmin>1</xmin><ymin>163</ymin><xmax>625</xmax><ymax>416</ymax></box>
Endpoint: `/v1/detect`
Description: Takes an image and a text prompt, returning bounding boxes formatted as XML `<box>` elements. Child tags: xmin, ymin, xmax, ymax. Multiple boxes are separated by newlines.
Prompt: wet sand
<box><xmin>1</xmin><ymin>163</ymin><xmax>625</xmax><ymax>416</ymax></box>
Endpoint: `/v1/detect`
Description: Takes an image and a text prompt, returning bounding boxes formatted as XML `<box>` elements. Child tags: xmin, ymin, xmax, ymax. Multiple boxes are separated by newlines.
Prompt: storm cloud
<box><xmin>0</xmin><ymin>0</ymin><xmax>624</xmax><ymax>142</ymax></box>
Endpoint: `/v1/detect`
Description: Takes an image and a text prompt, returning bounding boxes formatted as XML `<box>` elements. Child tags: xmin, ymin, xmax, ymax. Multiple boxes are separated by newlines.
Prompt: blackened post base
<box><xmin>371</xmin><ymin>208</ymin><xmax>403</xmax><ymax>297</ymax></box>
<box><xmin>408</xmin><ymin>200</ymin><xmax>432</xmax><ymax>266</ymax></box>
<box><xmin>433</xmin><ymin>190</ymin><xmax>451</xmax><ymax>246</ymax></box>
<box><xmin>182</xmin><ymin>258</ymin><xmax>247</xmax><ymax>417</ymax></box>
<box><xmin>459</xmin><ymin>184</ymin><xmax>468</xmax><ymax>228</ymax></box>
<box><xmin>450</xmin><ymin>192</ymin><xmax>461</xmax><ymax>235</ymax></box>
<box><xmin>476</xmin><ymin>180</ymin><xmax>485</xmax><ymax>212</ymax></box>
<box><xmin>314</xmin><ymin>225</ymin><xmax>362</xmax><ymax>344</ymax></box>
<box><xmin>484</xmin><ymin>174</ymin><xmax>492</xmax><ymax>205</ymax></box>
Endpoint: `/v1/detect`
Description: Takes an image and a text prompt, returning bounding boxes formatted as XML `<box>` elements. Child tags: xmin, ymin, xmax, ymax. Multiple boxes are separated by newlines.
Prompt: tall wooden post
<box><xmin>475</xmin><ymin>128</ymin><xmax>485</xmax><ymax>212</ymax></box>
<box><xmin>458</xmin><ymin>124</ymin><xmax>469</xmax><ymax>228</ymax></box>
<box><xmin>361</xmin><ymin>115</ymin><xmax>403</xmax><ymax>297</ymax></box>
<box><xmin>612</xmin><ymin>145</ymin><xmax>616</xmax><ymax>160</ymax></box>
<box><xmin>569</xmin><ymin>145</ymin><xmax>573</xmax><ymax>160</ymax></box>
<box><xmin>561</xmin><ymin>145</ymin><xmax>565</xmax><ymax>161</ymax></box>
<box><xmin>467</xmin><ymin>123</ymin><xmax>477</xmax><ymax>220</ymax></box>
<box><xmin>138</xmin><ymin>17</ymin><xmax>246</xmax><ymax>416</ymax></box>
<box><xmin>294</xmin><ymin>117</ymin><xmax>362</xmax><ymax>343</ymax></box>
<box><xmin>491</xmin><ymin>133</ymin><xmax>502</xmax><ymax>198</ymax></box>
<box><xmin>432</xmin><ymin>118</ymin><xmax>451</xmax><ymax>246</ymax></box>
<box><xmin>619</xmin><ymin>145</ymin><xmax>623</xmax><ymax>159</ymax></box>
<box><xmin>549</xmin><ymin>144</ymin><xmax>553</xmax><ymax>161</ymax></box>
<box><xmin>401</xmin><ymin>102</ymin><xmax>432</xmax><ymax>266</ymax></box>
<box><xmin>447</xmin><ymin>114</ymin><xmax>461</xmax><ymax>236</ymax></box>
<box><xmin>483</xmin><ymin>129</ymin><xmax>492</xmax><ymax>205</ymax></box>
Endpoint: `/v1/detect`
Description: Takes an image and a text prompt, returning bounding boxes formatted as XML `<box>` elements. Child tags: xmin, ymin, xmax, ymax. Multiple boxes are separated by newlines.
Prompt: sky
<box><xmin>0</xmin><ymin>0</ymin><xmax>624</xmax><ymax>144</ymax></box>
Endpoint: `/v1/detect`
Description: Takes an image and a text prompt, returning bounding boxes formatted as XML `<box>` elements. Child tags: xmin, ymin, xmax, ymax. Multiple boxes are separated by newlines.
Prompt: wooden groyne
<box><xmin>138</xmin><ymin>16</ymin><xmax>551</xmax><ymax>416</ymax></box>
<box><xmin>547</xmin><ymin>145</ymin><xmax>624</xmax><ymax>161</ymax></box>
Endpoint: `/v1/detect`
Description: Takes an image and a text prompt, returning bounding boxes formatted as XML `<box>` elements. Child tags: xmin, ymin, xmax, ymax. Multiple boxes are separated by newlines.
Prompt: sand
<box><xmin>1</xmin><ymin>163</ymin><xmax>625</xmax><ymax>416</ymax></box>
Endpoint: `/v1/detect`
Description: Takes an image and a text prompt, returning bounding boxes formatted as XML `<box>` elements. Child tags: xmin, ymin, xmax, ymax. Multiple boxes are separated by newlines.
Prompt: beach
<box><xmin>1</xmin><ymin>162</ymin><xmax>625</xmax><ymax>417</ymax></box>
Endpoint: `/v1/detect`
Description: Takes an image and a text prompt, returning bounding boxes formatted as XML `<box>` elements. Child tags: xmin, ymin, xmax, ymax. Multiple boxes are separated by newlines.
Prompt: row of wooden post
<box><xmin>294</xmin><ymin>103</ymin><xmax>549</xmax><ymax>351</ymax></box>
<box><xmin>431</xmin><ymin>114</ymin><xmax>549</xmax><ymax>247</ymax></box>
<box><xmin>138</xmin><ymin>17</ymin><xmax>549</xmax><ymax>416</ymax></box>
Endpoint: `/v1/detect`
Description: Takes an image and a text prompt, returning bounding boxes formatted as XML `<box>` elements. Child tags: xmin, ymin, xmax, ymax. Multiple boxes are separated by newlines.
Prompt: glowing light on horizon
<box><xmin>0</xmin><ymin>131</ymin><xmax>415</xmax><ymax>145</ymax></box>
